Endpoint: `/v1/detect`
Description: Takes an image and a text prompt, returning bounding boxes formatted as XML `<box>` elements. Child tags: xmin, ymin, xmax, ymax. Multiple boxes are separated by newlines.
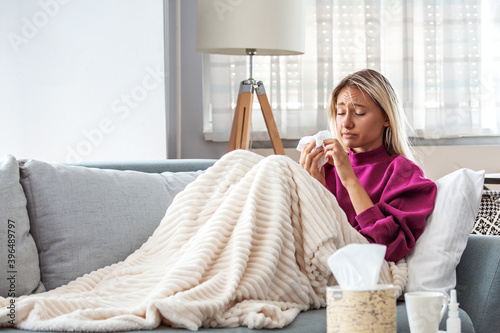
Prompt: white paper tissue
<box><xmin>327</xmin><ymin>243</ymin><xmax>386</xmax><ymax>290</ymax></box>
<box><xmin>296</xmin><ymin>130</ymin><xmax>333</xmax><ymax>170</ymax></box>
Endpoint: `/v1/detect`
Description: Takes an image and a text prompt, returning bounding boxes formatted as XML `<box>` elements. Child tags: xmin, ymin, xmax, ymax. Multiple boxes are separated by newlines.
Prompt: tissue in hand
<box><xmin>327</xmin><ymin>243</ymin><xmax>386</xmax><ymax>290</ymax></box>
<box><xmin>296</xmin><ymin>130</ymin><xmax>333</xmax><ymax>170</ymax></box>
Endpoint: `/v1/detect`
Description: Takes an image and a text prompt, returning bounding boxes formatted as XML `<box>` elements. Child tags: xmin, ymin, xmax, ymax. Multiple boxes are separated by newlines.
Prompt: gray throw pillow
<box><xmin>19</xmin><ymin>160</ymin><xmax>201</xmax><ymax>291</ymax></box>
<box><xmin>0</xmin><ymin>155</ymin><xmax>43</xmax><ymax>297</ymax></box>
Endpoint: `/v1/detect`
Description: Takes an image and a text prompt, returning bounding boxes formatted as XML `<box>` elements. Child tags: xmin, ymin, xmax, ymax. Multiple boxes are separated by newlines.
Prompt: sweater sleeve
<box><xmin>354</xmin><ymin>158</ymin><xmax>437</xmax><ymax>262</ymax></box>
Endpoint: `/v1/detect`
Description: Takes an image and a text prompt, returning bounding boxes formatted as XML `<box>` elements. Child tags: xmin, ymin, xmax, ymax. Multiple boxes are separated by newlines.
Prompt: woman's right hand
<box><xmin>299</xmin><ymin>141</ymin><xmax>326</xmax><ymax>186</ymax></box>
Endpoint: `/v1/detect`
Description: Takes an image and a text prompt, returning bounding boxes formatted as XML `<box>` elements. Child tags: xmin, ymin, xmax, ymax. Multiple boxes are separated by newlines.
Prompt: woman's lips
<box><xmin>342</xmin><ymin>132</ymin><xmax>356</xmax><ymax>139</ymax></box>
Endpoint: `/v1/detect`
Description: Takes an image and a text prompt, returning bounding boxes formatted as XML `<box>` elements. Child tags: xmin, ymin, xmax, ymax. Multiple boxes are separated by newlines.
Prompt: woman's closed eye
<box><xmin>337</xmin><ymin>109</ymin><xmax>366</xmax><ymax>116</ymax></box>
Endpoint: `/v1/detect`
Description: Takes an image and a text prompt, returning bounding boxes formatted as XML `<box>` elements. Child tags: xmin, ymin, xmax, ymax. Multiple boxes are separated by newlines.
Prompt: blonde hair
<box><xmin>328</xmin><ymin>69</ymin><xmax>415</xmax><ymax>161</ymax></box>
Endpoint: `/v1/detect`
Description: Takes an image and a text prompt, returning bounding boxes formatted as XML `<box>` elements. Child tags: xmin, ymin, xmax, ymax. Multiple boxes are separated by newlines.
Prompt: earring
<box><xmin>384</xmin><ymin>127</ymin><xmax>392</xmax><ymax>151</ymax></box>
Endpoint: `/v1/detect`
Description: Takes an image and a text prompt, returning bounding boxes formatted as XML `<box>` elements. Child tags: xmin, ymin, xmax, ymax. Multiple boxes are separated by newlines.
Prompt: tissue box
<box><xmin>326</xmin><ymin>285</ymin><xmax>396</xmax><ymax>333</ymax></box>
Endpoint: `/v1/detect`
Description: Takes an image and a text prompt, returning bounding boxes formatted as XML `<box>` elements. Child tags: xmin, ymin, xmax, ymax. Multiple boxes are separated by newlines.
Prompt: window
<box><xmin>0</xmin><ymin>0</ymin><xmax>167</xmax><ymax>162</ymax></box>
<box><xmin>202</xmin><ymin>0</ymin><xmax>500</xmax><ymax>143</ymax></box>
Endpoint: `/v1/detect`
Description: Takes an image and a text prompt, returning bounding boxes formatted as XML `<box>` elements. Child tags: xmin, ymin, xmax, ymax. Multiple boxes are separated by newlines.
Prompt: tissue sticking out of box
<box><xmin>327</xmin><ymin>243</ymin><xmax>386</xmax><ymax>290</ymax></box>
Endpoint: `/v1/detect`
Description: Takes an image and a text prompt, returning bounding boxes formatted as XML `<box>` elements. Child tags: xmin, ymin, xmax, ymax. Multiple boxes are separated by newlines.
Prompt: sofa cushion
<box><xmin>19</xmin><ymin>159</ymin><xmax>202</xmax><ymax>291</ymax></box>
<box><xmin>455</xmin><ymin>234</ymin><xmax>500</xmax><ymax>333</ymax></box>
<box><xmin>405</xmin><ymin>168</ymin><xmax>484</xmax><ymax>297</ymax></box>
<box><xmin>0</xmin><ymin>155</ymin><xmax>43</xmax><ymax>297</ymax></box>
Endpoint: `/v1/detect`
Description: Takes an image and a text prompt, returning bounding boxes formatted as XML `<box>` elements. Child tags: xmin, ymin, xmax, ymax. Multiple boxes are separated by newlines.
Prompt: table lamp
<box><xmin>196</xmin><ymin>0</ymin><xmax>305</xmax><ymax>154</ymax></box>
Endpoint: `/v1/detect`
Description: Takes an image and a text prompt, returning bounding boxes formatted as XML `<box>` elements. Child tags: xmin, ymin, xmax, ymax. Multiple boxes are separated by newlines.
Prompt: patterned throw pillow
<box><xmin>472</xmin><ymin>190</ymin><xmax>500</xmax><ymax>235</ymax></box>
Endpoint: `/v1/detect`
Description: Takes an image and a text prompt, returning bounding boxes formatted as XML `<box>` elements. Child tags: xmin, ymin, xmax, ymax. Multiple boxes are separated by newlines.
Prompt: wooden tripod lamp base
<box><xmin>227</xmin><ymin>80</ymin><xmax>285</xmax><ymax>155</ymax></box>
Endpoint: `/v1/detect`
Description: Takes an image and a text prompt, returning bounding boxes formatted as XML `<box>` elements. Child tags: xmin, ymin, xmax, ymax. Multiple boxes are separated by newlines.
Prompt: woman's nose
<box><xmin>342</xmin><ymin>113</ymin><xmax>354</xmax><ymax>129</ymax></box>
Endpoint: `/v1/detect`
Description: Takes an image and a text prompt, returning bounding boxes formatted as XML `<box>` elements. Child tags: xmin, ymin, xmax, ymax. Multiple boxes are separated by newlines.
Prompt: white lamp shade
<box><xmin>196</xmin><ymin>0</ymin><xmax>305</xmax><ymax>56</ymax></box>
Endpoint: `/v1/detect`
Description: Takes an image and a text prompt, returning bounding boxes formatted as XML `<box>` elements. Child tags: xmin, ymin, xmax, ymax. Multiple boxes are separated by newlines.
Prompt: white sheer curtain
<box><xmin>203</xmin><ymin>0</ymin><xmax>500</xmax><ymax>142</ymax></box>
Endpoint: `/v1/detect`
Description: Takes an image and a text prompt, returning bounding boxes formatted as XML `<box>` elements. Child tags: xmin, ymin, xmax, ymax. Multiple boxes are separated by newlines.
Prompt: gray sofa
<box><xmin>0</xmin><ymin>156</ymin><xmax>499</xmax><ymax>332</ymax></box>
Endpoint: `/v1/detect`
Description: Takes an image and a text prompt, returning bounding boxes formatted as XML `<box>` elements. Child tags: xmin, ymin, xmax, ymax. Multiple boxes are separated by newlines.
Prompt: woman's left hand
<box><xmin>323</xmin><ymin>139</ymin><xmax>357</xmax><ymax>189</ymax></box>
<box><xmin>323</xmin><ymin>139</ymin><xmax>374</xmax><ymax>214</ymax></box>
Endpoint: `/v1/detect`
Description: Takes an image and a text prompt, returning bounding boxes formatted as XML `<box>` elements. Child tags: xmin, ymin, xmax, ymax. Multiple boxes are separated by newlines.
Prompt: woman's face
<box><xmin>335</xmin><ymin>86</ymin><xmax>389</xmax><ymax>153</ymax></box>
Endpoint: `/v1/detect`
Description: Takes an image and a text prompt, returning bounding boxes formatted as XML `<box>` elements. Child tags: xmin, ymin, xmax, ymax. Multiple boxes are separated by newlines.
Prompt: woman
<box><xmin>0</xmin><ymin>70</ymin><xmax>433</xmax><ymax>332</ymax></box>
<box><xmin>300</xmin><ymin>69</ymin><xmax>437</xmax><ymax>262</ymax></box>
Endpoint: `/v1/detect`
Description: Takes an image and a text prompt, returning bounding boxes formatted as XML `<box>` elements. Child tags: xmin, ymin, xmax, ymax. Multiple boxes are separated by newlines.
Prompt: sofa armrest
<box><xmin>455</xmin><ymin>234</ymin><xmax>500</xmax><ymax>333</ymax></box>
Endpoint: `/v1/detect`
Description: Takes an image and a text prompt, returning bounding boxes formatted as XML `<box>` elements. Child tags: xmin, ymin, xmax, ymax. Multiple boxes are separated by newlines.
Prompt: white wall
<box><xmin>414</xmin><ymin>145</ymin><xmax>500</xmax><ymax>183</ymax></box>
<box><xmin>0</xmin><ymin>0</ymin><xmax>167</xmax><ymax>162</ymax></box>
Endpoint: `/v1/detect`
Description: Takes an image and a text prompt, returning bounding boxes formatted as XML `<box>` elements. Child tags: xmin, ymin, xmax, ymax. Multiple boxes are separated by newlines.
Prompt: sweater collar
<box><xmin>348</xmin><ymin>145</ymin><xmax>390</xmax><ymax>166</ymax></box>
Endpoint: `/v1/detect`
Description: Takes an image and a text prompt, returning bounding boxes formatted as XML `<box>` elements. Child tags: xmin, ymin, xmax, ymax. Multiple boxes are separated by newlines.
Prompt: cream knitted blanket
<box><xmin>0</xmin><ymin>150</ymin><xmax>407</xmax><ymax>332</ymax></box>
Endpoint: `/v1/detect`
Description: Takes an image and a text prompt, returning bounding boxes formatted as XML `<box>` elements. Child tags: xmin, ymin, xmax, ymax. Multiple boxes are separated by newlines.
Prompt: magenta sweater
<box><xmin>324</xmin><ymin>145</ymin><xmax>437</xmax><ymax>262</ymax></box>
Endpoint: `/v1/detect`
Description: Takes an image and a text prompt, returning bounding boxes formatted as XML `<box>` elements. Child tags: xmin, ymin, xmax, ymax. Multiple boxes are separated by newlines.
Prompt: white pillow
<box><xmin>405</xmin><ymin>168</ymin><xmax>485</xmax><ymax>297</ymax></box>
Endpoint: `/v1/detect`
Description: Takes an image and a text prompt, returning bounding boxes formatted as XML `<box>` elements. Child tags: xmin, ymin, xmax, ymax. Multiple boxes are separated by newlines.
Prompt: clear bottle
<box><xmin>447</xmin><ymin>289</ymin><xmax>461</xmax><ymax>333</ymax></box>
